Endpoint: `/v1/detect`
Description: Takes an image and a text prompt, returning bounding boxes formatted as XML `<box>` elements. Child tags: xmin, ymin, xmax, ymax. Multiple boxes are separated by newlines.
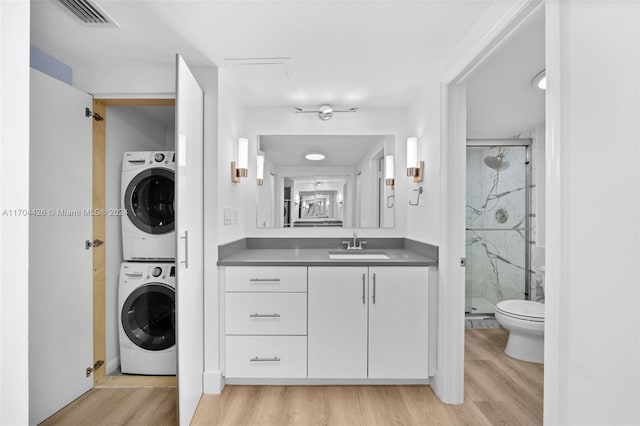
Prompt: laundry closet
<box><xmin>103</xmin><ymin>105</ymin><xmax>176</xmax><ymax>377</ymax></box>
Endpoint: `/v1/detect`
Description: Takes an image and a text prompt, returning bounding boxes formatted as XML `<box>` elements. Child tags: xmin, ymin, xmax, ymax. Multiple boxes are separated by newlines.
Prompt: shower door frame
<box><xmin>466</xmin><ymin>138</ymin><xmax>532</xmax><ymax>307</ymax></box>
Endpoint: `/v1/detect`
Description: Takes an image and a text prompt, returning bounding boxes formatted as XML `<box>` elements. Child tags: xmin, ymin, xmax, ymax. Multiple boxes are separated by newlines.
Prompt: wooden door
<box><xmin>175</xmin><ymin>55</ymin><xmax>205</xmax><ymax>426</ymax></box>
<box><xmin>308</xmin><ymin>267</ymin><xmax>368</xmax><ymax>378</ymax></box>
<box><xmin>29</xmin><ymin>69</ymin><xmax>94</xmax><ymax>425</ymax></box>
<box><xmin>368</xmin><ymin>267</ymin><xmax>429</xmax><ymax>379</ymax></box>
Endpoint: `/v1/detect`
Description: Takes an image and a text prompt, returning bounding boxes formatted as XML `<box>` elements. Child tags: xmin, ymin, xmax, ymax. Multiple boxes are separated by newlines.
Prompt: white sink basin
<box><xmin>328</xmin><ymin>251</ymin><xmax>390</xmax><ymax>260</ymax></box>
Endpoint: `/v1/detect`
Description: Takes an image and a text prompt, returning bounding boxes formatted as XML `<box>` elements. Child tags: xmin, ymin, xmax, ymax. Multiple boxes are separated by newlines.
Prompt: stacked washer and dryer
<box><xmin>119</xmin><ymin>151</ymin><xmax>177</xmax><ymax>375</ymax></box>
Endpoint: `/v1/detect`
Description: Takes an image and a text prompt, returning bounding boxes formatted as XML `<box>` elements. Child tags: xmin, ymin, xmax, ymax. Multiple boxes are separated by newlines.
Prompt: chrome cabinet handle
<box><xmin>372</xmin><ymin>273</ymin><xmax>376</xmax><ymax>304</ymax></box>
<box><xmin>180</xmin><ymin>231</ymin><xmax>189</xmax><ymax>269</ymax></box>
<box><xmin>362</xmin><ymin>273</ymin><xmax>366</xmax><ymax>304</ymax></box>
<box><xmin>249</xmin><ymin>313</ymin><xmax>281</xmax><ymax>318</ymax></box>
<box><xmin>250</xmin><ymin>357</ymin><xmax>280</xmax><ymax>362</ymax></box>
<box><xmin>249</xmin><ymin>278</ymin><xmax>281</xmax><ymax>282</ymax></box>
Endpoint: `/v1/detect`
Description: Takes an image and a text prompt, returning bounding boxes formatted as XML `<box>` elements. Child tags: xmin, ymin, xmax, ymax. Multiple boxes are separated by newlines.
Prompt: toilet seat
<box><xmin>496</xmin><ymin>300</ymin><xmax>545</xmax><ymax>322</ymax></box>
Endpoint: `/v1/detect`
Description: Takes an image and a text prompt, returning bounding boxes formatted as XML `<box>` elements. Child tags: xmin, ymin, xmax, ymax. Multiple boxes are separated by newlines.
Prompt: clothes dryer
<box><xmin>121</xmin><ymin>151</ymin><xmax>175</xmax><ymax>260</ymax></box>
<box><xmin>118</xmin><ymin>262</ymin><xmax>176</xmax><ymax>375</ymax></box>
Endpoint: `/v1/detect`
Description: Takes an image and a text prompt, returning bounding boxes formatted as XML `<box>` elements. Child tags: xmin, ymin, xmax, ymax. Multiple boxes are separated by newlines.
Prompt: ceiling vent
<box><xmin>55</xmin><ymin>0</ymin><xmax>118</xmax><ymax>27</ymax></box>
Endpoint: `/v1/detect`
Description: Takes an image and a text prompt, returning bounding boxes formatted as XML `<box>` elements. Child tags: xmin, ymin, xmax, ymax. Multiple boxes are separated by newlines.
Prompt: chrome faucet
<box><xmin>342</xmin><ymin>229</ymin><xmax>367</xmax><ymax>250</ymax></box>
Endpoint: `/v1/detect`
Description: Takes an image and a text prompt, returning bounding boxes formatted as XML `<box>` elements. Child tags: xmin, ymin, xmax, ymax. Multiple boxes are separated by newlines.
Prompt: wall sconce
<box><xmin>231</xmin><ymin>137</ymin><xmax>248</xmax><ymax>183</ymax></box>
<box><xmin>256</xmin><ymin>153</ymin><xmax>265</xmax><ymax>186</ymax></box>
<box><xmin>406</xmin><ymin>137</ymin><xmax>423</xmax><ymax>183</ymax></box>
<box><xmin>385</xmin><ymin>154</ymin><xmax>395</xmax><ymax>189</ymax></box>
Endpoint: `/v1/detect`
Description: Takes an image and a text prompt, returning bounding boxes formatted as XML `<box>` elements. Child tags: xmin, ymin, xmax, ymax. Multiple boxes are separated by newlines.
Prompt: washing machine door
<box><xmin>121</xmin><ymin>283</ymin><xmax>175</xmax><ymax>351</ymax></box>
<box><xmin>124</xmin><ymin>167</ymin><xmax>175</xmax><ymax>234</ymax></box>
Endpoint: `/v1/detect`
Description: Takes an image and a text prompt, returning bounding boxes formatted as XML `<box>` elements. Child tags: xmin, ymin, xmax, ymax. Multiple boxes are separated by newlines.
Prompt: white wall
<box><xmin>243</xmin><ymin>106</ymin><xmax>409</xmax><ymax>239</ymax></box>
<box><xmin>545</xmin><ymin>1</ymin><xmax>640</xmax><ymax>424</ymax></box>
<box><xmin>104</xmin><ymin>106</ymin><xmax>174</xmax><ymax>374</ymax></box>
<box><xmin>217</xmin><ymin>68</ymin><xmax>247</xmax><ymax>244</ymax></box>
<box><xmin>74</xmin><ymin>66</ymin><xmax>175</xmax><ymax>99</ymax></box>
<box><xmin>0</xmin><ymin>1</ymin><xmax>30</xmax><ymax>424</ymax></box>
<box><xmin>404</xmin><ymin>77</ymin><xmax>442</xmax><ymax>245</ymax></box>
<box><xmin>190</xmin><ymin>66</ymin><xmax>223</xmax><ymax>393</ymax></box>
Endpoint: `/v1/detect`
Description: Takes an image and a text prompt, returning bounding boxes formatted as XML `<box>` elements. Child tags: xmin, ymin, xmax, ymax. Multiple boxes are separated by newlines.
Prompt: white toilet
<box><xmin>495</xmin><ymin>299</ymin><xmax>545</xmax><ymax>363</ymax></box>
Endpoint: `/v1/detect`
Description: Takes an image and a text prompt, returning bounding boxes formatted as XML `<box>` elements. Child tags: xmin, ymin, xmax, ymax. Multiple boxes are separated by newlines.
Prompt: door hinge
<box><xmin>85</xmin><ymin>239</ymin><xmax>104</xmax><ymax>250</ymax></box>
<box><xmin>85</xmin><ymin>107</ymin><xmax>103</xmax><ymax>121</ymax></box>
<box><xmin>86</xmin><ymin>360</ymin><xmax>104</xmax><ymax>377</ymax></box>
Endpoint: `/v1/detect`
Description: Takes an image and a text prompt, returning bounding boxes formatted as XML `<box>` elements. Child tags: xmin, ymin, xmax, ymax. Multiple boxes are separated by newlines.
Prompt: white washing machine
<box><xmin>121</xmin><ymin>151</ymin><xmax>176</xmax><ymax>261</ymax></box>
<box><xmin>119</xmin><ymin>262</ymin><xmax>176</xmax><ymax>375</ymax></box>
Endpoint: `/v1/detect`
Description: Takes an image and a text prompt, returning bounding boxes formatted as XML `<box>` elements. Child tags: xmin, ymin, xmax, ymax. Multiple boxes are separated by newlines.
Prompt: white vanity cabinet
<box><xmin>368</xmin><ymin>267</ymin><xmax>429</xmax><ymax>378</ymax></box>
<box><xmin>308</xmin><ymin>266</ymin><xmax>429</xmax><ymax>379</ymax></box>
<box><xmin>308</xmin><ymin>266</ymin><xmax>369</xmax><ymax>378</ymax></box>
<box><xmin>224</xmin><ymin>266</ymin><xmax>307</xmax><ymax>379</ymax></box>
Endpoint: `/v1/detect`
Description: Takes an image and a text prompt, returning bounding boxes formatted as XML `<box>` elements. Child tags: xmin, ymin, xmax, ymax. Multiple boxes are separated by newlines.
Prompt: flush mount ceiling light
<box><xmin>305</xmin><ymin>153</ymin><xmax>326</xmax><ymax>161</ymax></box>
<box><xmin>294</xmin><ymin>105</ymin><xmax>359</xmax><ymax>121</ymax></box>
<box><xmin>532</xmin><ymin>69</ymin><xmax>546</xmax><ymax>90</ymax></box>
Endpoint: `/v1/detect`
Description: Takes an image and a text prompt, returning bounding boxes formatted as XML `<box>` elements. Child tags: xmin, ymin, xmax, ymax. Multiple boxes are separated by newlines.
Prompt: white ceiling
<box><xmin>260</xmin><ymin>135</ymin><xmax>386</xmax><ymax>167</ymax></box>
<box><xmin>465</xmin><ymin>9</ymin><xmax>545</xmax><ymax>138</ymax></box>
<box><xmin>31</xmin><ymin>0</ymin><xmax>492</xmax><ymax>107</ymax></box>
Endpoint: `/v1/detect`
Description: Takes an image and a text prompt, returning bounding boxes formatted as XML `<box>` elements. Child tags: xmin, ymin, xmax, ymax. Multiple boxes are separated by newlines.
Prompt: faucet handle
<box><xmin>359</xmin><ymin>240</ymin><xmax>368</xmax><ymax>249</ymax></box>
<box><xmin>341</xmin><ymin>240</ymin><xmax>351</xmax><ymax>249</ymax></box>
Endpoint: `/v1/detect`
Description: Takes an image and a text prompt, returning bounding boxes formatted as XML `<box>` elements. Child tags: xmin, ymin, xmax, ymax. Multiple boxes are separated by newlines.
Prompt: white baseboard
<box><xmin>203</xmin><ymin>370</ymin><xmax>225</xmax><ymax>394</ymax></box>
<box><xmin>225</xmin><ymin>378</ymin><xmax>430</xmax><ymax>386</ymax></box>
<box><xmin>106</xmin><ymin>357</ymin><xmax>120</xmax><ymax>375</ymax></box>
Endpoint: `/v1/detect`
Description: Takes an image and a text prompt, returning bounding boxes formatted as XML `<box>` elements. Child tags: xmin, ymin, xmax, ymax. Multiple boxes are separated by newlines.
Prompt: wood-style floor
<box><xmin>42</xmin><ymin>328</ymin><xmax>543</xmax><ymax>426</ymax></box>
<box><xmin>40</xmin><ymin>387</ymin><xmax>176</xmax><ymax>426</ymax></box>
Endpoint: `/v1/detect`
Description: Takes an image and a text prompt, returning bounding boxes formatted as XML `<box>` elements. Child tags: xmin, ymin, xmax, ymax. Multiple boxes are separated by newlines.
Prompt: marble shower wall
<box><xmin>466</xmin><ymin>146</ymin><xmax>528</xmax><ymax>312</ymax></box>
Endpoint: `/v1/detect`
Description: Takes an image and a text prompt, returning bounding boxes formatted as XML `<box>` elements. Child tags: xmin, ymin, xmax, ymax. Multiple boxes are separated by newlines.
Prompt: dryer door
<box><xmin>121</xmin><ymin>284</ymin><xmax>175</xmax><ymax>351</ymax></box>
<box><xmin>124</xmin><ymin>168</ymin><xmax>175</xmax><ymax>234</ymax></box>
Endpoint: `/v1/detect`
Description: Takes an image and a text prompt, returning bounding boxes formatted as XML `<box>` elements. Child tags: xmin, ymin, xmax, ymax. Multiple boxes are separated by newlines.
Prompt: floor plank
<box><xmin>42</xmin><ymin>328</ymin><xmax>543</xmax><ymax>426</ymax></box>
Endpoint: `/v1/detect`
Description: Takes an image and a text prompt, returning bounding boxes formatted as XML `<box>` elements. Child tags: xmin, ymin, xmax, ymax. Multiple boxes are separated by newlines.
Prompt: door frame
<box><xmin>435</xmin><ymin>0</ymin><xmax>543</xmax><ymax>403</ymax></box>
<box><xmin>92</xmin><ymin>98</ymin><xmax>176</xmax><ymax>387</ymax></box>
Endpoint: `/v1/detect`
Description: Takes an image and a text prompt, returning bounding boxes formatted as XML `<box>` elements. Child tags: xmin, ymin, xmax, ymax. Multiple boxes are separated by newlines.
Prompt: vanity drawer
<box><xmin>225</xmin><ymin>336</ymin><xmax>307</xmax><ymax>378</ymax></box>
<box><xmin>225</xmin><ymin>293</ymin><xmax>307</xmax><ymax>335</ymax></box>
<box><xmin>225</xmin><ymin>266</ymin><xmax>307</xmax><ymax>292</ymax></box>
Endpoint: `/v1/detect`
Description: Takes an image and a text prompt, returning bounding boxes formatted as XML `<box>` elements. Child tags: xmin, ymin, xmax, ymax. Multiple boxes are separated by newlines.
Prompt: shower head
<box><xmin>483</xmin><ymin>155</ymin><xmax>510</xmax><ymax>171</ymax></box>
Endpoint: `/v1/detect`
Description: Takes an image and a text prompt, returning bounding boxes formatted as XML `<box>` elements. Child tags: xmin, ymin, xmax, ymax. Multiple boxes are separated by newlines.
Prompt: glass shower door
<box><xmin>465</xmin><ymin>144</ymin><xmax>529</xmax><ymax>314</ymax></box>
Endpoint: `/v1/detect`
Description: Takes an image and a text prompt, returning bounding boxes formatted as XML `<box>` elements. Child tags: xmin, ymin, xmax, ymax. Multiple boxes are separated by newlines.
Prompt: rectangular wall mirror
<box><xmin>256</xmin><ymin>135</ymin><xmax>395</xmax><ymax>229</ymax></box>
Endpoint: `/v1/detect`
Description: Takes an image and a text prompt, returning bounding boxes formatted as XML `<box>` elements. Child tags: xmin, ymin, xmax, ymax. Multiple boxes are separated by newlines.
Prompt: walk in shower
<box><xmin>465</xmin><ymin>140</ymin><xmax>531</xmax><ymax>314</ymax></box>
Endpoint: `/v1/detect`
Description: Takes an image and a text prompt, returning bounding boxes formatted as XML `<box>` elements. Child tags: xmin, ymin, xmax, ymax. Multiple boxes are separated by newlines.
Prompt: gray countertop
<box><xmin>217</xmin><ymin>248</ymin><xmax>437</xmax><ymax>267</ymax></box>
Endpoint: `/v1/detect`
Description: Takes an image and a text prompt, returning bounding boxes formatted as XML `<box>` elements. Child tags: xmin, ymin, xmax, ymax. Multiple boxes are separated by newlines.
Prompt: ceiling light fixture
<box><xmin>294</xmin><ymin>105</ymin><xmax>359</xmax><ymax>121</ymax></box>
<box><xmin>532</xmin><ymin>69</ymin><xmax>546</xmax><ymax>90</ymax></box>
<box><xmin>305</xmin><ymin>153</ymin><xmax>326</xmax><ymax>161</ymax></box>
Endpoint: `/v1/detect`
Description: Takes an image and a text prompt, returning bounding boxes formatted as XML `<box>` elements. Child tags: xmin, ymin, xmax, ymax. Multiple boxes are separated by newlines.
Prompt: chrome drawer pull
<box><xmin>249</xmin><ymin>278</ymin><xmax>281</xmax><ymax>282</ymax></box>
<box><xmin>249</xmin><ymin>313</ymin><xmax>281</xmax><ymax>318</ymax></box>
<box><xmin>250</xmin><ymin>356</ymin><xmax>281</xmax><ymax>362</ymax></box>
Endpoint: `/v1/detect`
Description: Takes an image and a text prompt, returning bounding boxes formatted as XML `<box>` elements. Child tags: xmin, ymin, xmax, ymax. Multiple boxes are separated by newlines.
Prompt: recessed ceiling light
<box><xmin>305</xmin><ymin>153</ymin><xmax>325</xmax><ymax>161</ymax></box>
<box><xmin>532</xmin><ymin>69</ymin><xmax>546</xmax><ymax>90</ymax></box>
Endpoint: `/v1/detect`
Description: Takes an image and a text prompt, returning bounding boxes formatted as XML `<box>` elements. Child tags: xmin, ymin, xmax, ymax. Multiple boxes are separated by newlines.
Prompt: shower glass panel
<box><xmin>466</xmin><ymin>144</ymin><xmax>529</xmax><ymax>314</ymax></box>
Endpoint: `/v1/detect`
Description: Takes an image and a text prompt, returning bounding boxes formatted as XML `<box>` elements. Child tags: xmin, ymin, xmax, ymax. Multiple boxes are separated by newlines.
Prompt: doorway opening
<box><xmin>92</xmin><ymin>98</ymin><xmax>177</xmax><ymax>387</ymax></box>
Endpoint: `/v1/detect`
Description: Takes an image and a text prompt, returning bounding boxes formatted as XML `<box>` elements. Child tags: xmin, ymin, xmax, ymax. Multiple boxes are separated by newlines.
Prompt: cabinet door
<box><xmin>308</xmin><ymin>267</ymin><xmax>368</xmax><ymax>378</ymax></box>
<box><xmin>368</xmin><ymin>267</ymin><xmax>429</xmax><ymax>379</ymax></box>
